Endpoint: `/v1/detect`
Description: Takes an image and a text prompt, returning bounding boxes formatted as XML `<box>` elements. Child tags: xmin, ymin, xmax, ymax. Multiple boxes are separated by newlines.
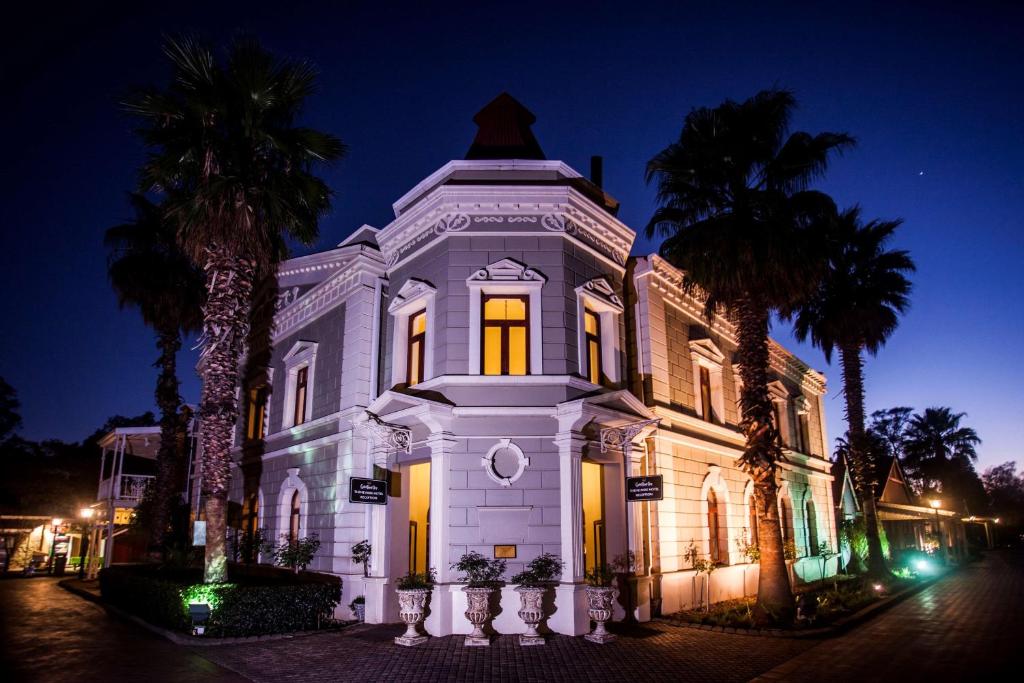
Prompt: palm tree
<box><xmin>902</xmin><ymin>407</ymin><xmax>981</xmax><ymax>501</ymax></box>
<box><xmin>792</xmin><ymin>208</ymin><xmax>915</xmax><ymax>577</ymax></box>
<box><xmin>646</xmin><ymin>89</ymin><xmax>853</xmax><ymax>620</ymax></box>
<box><xmin>106</xmin><ymin>194</ymin><xmax>204</xmax><ymax>552</ymax></box>
<box><xmin>125</xmin><ymin>36</ymin><xmax>345</xmax><ymax>582</ymax></box>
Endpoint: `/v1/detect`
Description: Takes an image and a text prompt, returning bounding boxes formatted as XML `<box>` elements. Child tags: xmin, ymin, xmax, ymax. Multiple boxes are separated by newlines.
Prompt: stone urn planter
<box><xmin>514</xmin><ymin>586</ymin><xmax>547</xmax><ymax>645</ymax></box>
<box><xmin>395</xmin><ymin>588</ymin><xmax>430</xmax><ymax>646</ymax></box>
<box><xmin>584</xmin><ymin>585</ymin><xmax>617</xmax><ymax>644</ymax></box>
<box><xmin>463</xmin><ymin>586</ymin><xmax>496</xmax><ymax>646</ymax></box>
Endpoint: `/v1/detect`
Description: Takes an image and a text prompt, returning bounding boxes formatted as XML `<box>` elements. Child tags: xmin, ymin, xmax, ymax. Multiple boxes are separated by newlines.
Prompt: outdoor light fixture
<box><xmin>79</xmin><ymin>508</ymin><xmax>95</xmax><ymax>520</ymax></box>
<box><xmin>189</xmin><ymin>601</ymin><xmax>212</xmax><ymax>635</ymax></box>
<box><xmin>995</xmin><ymin>518</ymin><xmax>1000</xmax><ymax>524</ymax></box>
<box><xmin>929</xmin><ymin>499</ymin><xmax>941</xmax><ymax>509</ymax></box>
<box><xmin>915</xmin><ymin>559</ymin><xmax>930</xmax><ymax>572</ymax></box>
<box><xmin>51</xmin><ymin>517</ymin><xmax>63</xmax><ymax>527</ymax></box>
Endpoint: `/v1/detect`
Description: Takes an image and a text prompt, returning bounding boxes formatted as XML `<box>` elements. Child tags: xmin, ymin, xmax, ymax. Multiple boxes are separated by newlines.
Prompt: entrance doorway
<box><xmin>407</xmin><ymin>462</ymin><xmax>430</xmax><ymax>575</ymax></box>
<box><xmin>582</xmin><ymin>460</ymin><xmax>606</xmax><ymax>574</ymax></box>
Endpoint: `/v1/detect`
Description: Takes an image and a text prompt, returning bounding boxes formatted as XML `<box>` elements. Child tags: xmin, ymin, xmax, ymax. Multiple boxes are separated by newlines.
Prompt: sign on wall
<box><xmin>349</xmin><ymin>477</ymin><xmax>389</xmax><ymax>505</ymax></box>
<box><xmin>626</xmin><ymin>475</ymin><xmax>664</xmax><ymax>502</ymax></box>
<box><xmin>192</xmin><ymin>520</ymin><xmax>206</xmax><ymax>546</ymax></box>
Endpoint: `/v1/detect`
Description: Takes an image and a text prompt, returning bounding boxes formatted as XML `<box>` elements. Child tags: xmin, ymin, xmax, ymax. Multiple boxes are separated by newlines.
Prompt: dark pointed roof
<box><xmin>465</xmin><ymin>93</ymin><xmax>546</xmax><ymax>160</ymax></box>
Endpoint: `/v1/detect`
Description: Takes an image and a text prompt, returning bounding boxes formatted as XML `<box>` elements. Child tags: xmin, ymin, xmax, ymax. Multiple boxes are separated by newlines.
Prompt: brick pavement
<box><xmin>752</xmin><ymin>549</ymin><xmax>1024</xmax><ymax>682</ymax></box>
<box><xmin>0</xmin><ymin>577</ymin><xmax>247</xmax><ymax>683</ymax></box>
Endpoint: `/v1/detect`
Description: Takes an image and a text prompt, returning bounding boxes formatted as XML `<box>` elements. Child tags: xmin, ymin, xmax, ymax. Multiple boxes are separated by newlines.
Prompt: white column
<box><xmin>550</xmin><ymin>430</ymin><xmax>588</xmax><ymax>636</ymax></box>
<box><xmin>424</xmin><ymin>432</ymin><xmax>456</xmax><ymax>636</ymax></box>
<box><xmin>364</xmin><ymin>445</ymin><xmax>390</xmax><ymax>624</ymax></box>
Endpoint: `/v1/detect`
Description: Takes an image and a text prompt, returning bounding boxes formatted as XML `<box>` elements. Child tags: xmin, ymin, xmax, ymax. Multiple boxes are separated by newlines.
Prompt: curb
<box><xmin>656</xmin><ymin>570</ymin><xmax>951</xmax><ymax>639</ymax></box>
<box><xmin>57</xmin><ymin>578</ymin><xmax>349</xmax><ymax>647</ymax></box>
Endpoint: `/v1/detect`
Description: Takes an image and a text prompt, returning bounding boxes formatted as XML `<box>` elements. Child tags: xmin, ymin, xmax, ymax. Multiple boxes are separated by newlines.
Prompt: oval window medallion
<box><xmin>481</xmin><ymin>439</ymin><xmax>529</xmax><ymax>487</ymax></box>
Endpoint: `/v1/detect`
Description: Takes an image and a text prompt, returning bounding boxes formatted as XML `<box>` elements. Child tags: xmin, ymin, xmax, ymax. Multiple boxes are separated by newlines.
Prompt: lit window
<box><xmin>699</xmin><ymin>367</ymin><xmax>713</xmax><ymax>422</ymax></box>
<box><xmin>246</xmin><ymin>387</ymin><xmax>268</xmax><ymax>440</ymax></box>
<box><xmin>289</xmin><ymin>490</ymin><xmax>301</xmax><ymax>543</ymax></box>
<box><xmin>806</xmin><ymin>500</ymin><xmax>819</xmax><ymax>555</ymax></box>
<box><xmin>584</xmin><ymin>308</ymin><xmax>602</xmax><ymax>384</ymax></box>
<box><xmin>748</xmin><ymin>494</ymin><xmax>759</xmax><ymax>549</ymax></box>
<box><xmin>293</xmin><ymin>366</ymin><xmax>308</xmax><ymax>426</ymax></box>
<box><xmin>780</xmin><ymin>496</ymin><xmax>794</xmax><ymax>545</ymax></box>
<box><xmin>407</xmin><ymin>310</ymin><xmax>426</xmax><ymax>385</ymax></box>
<box><xmin>772</xmin><ymin>402</ymin><xmax>784</xmax><ymax>436</ymax></box>
<box><xmin>482</xmin><ymin>295</ymin><xmax>529</xmax><ymax>376</ymax></box>
<box><xmin>707</xmin><ymin>489</ymin><xmax>723</xmax><ymax>564</ymax></box>
<box><xmin>798</xmin><ymin>413</ymin><xmax>811</xmax><ymax>454</ymax></box>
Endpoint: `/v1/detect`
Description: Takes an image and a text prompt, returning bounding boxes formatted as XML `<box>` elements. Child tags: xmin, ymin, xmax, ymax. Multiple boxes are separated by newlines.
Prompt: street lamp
<box><xmin>929</xmin><ymin>499</ymin><xmax>941</xmax><ymax>558</ymax></box>
<box><xmin>48</xmin><ymin>518</ymin><xmax>63</xmax><ymax>574</ymax></box>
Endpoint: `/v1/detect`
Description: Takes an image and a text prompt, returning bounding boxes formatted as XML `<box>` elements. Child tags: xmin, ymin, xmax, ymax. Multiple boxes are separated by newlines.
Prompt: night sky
<box><xmin>1</xmin><ymin>1</ymin><xmax>1020</xmax><ymax>471</ymax></box>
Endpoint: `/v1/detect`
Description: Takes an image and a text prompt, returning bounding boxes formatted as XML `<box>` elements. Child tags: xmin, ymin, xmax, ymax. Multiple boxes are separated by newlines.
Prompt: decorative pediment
<box><xmin>283</xmin><ymin>340</ymin><xmax>318</xmax><ymax>362</ymax></box>
<box><xmin>767</xmin><ymin>380</ymin><xmax>790</xmax><ymax>401</ymax></box>
<box><xmin>688</xmin><ymin>338</ymin><xmax>726</xmax><ymax>366</ymax></box>
<box><xmin>577</xmin><ymin>276</ymin><xmax>623</xmax><ymax>312</ymax></box>
<box><xmin>792</xmin><ymin>395</ymin><xmax>811</xmax><ymax>414</ymax></box>
<box><xmin>468</xmin><ymin>258</ymin><xmax>546</xmax><ymax>284</ymax></box>
<box><xmin>388</xmin><ymin>278</ymin><xmax>437</xmax><ymax>314</ymax></box>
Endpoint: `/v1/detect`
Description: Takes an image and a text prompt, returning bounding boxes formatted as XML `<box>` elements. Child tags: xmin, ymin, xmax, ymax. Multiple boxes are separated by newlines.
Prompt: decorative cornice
<box><xmin>388</xmin><ymin>278</ymin><xmax>437</xmax><ymax>314</ymax></box>
<box><xmin>576</xmin><ymin>276</ymin><xmax>623</xmax><ymax>312</ymax></box>
<box><xmin>689</xmin><ymin>338</ymin><xmax>726</xmax><ymax>366</ymax></box>
<box><xmin>467</xmin><ymin>257</ymin><xmax>546</xmax><ymax>284</ymax></box>
<box><xmin>272</xmin><ymin>260</ymin><xmax>383</xmax><ymax>342</ymax></box>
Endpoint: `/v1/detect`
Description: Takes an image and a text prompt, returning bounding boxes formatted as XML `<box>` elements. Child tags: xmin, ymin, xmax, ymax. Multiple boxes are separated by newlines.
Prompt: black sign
<box><xmin>349</xmin><ymin>477</ymin><xmax>389</xmax><ymax>505</ymax></box>
<box><xmin>626</xmin><ymin>475</ymin><xmax>664</xmax><ymax>502</ymax></box>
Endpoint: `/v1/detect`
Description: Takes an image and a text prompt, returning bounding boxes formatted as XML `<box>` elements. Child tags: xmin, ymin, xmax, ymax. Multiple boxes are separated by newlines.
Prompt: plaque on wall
<box><xmin>349</xmin><ymin>477</ymin><xmax>389</xmax><ymax>505</ymax></box>
<box><xmin>626</xmin><ymin>475</ymin><xmax>664</xmax><ymax>502</ymax></box>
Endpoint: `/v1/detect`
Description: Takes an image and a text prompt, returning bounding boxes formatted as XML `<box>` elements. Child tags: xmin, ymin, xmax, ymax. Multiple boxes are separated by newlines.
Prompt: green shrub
<box><xmin>99</xmin><ymin>564</ymin><xmax>341</xmax><ymax>637</ymax></box>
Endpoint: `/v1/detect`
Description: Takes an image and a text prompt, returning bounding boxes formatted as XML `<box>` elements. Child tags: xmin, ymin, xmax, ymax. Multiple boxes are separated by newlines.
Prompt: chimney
<box><xmin>590</xmin><ymin>155</ymin><xmax>604</xmax><ymax>189</ymax></box>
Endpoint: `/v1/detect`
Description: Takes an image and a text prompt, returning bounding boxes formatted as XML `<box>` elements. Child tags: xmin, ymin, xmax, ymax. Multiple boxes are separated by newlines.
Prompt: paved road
<box><xmin>0</xmin><ymin>577</ymin><xmax>247</xmax><ymax>683</ymax></box>
<box><xmin>753</xmin><ymin>549</ymin><xmax>1024</xmax><ymax>682</ymax></box>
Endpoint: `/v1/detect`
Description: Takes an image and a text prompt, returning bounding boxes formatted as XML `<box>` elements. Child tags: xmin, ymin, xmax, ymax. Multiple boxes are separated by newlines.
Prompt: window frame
<box><xmin>406</xmin><ymin>309</ymin><xmax>427</xmax><ymax>385</ymax></box>
<box><xmin>467</xmin><ymin>259</ymin><xmax>546</xmax><ymax>376</ymax></box>
<box><xmin>689</xmin><ymin>339</ymin><xmax>726</xmax><ymax>424</ymax></box>
<box><xmin>583</xmin><ymin>308</ymin><xmax>603</xmax><ymax>385</ymax></box>
<box><xmin>388</xmin><ymin>279</ymin><xmax>437</xmax><ymax>387</ymax></box>
<box><xmin>282</xmin><ymin>342</ymin><xmax>318</xmax><ymax>431</ymax></box>
<box><xmin>575</xmin><ymin>277</ymin><xmax>624</xmax><ymax>386</ymax></box>
<box><xmin>480</xmin><ymin>294</ymin><xmax>531</xmax><ymax>376</ymax></box>
<box><xmin>246</xmin><ymin>385</ymin><xmax>269</xmax><ymax>441</ymax></box>
<box><xmin>293</xmin><ymin>366</ymin><xmax>308</xmax><ymax>426</ymax></box>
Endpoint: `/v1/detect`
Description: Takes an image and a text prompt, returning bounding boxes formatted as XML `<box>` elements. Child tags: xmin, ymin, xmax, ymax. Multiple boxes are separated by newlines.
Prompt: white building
<box><xmin>228</xmin><ymin>93</ymin><xmax>838</xmax><ymax>636</ymax></box>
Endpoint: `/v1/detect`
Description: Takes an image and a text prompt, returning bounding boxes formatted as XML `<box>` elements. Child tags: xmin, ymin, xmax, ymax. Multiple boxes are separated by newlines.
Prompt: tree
<box><xmin>106</xmin><ymin>194</ymin><xmax>204</xmax><ymax>551</ymax></box>
<box><xmin>0</xmin><ymin>376</ymin><xmax>21</xmax><ymax>442</ymax></box>
<box><xmin>792</xmin><ymin>208</ymin><xmax>915</xmax><ymax>577</ymax></box>
<box><xmin>126</xmin><ymin>36</ymin><xmax>345</xmax><ymax>582</ymax></box>
<box><xmin>902</xmin><ymin>407</ymin><xmax>981</xmax><ymax>503</ymax></box>
<box><xmin>868</xmin><ymin>406</ymin><xmax>913</xmax><ymax>462</ymax></box>
<box><xmin>646</xmin><ymin>89</ymin><xmax>853</xmax><ymax>621</ymax></box>
<box><xmin>982</xmin><ymin>462</ymin><xmax>1024</xmax><ymax>527</ymax></box>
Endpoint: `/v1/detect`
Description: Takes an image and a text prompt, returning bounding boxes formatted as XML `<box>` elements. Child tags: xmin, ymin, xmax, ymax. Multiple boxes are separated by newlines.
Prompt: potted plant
<box><xmin>349</xmin><ymin>596</ymin><xmax>365</xmax><ymax>623</ymax></box>
<box><xmin>510</xmin><ymin>553</ymin><xmax>564</xmax><ymax>645</ymax></box>
<box><xmin>451</xmin><ymin>551</ymin><xmax>505</xmax><ymax>646</ymax></box>
<box><xmin>352</xmin><ymin>539</ymin><xmax>371</xmax><ymax>577</ymax></box>
<box><xmin>583</xmin><ymin>564</ymin><xmax>617</xmax><ymax>643</ymax></box>
<box><xmin>394</xmin><ymin>568</ymin><xmax>435</xmax><ymax>646</ymax></box>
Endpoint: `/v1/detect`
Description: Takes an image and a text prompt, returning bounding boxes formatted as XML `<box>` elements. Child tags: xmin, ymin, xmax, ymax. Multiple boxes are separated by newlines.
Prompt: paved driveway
<box><xmin>0</xmin><ymin>576</ymin><xmax>247</xmax><ymax>683</ymax></box>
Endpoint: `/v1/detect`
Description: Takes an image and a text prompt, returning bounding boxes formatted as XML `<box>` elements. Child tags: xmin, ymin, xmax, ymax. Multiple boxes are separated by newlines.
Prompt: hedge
<box><xmin>99</xmin><ymin>565</ymin><xmax>341</xmax><ymax>637</ymax></box>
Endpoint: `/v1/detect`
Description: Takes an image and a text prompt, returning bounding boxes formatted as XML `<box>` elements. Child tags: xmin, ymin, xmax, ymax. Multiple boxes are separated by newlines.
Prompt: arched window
<box><xmin>748</xmin><ymin>494</ymin><xmax>759</xmax><ymax>549</ymax></box>
<box><xmin>707</xmin><ymin>489</ymin><xmax>727</xmax><ymax>564</ymax></box>
<box><xmin>806</xmin><ymin>500</ymin><xmax>819</xmax><ymax>555</ymax></box>
<box><xmin>289</xmin><ymin>490</ymin><xmax>301</xmax><ymax>543</ymax></box>
<box><xmin>780</xmin><ymin>496</ymin><xmax>794</xmax><ymax>546</ymax></box>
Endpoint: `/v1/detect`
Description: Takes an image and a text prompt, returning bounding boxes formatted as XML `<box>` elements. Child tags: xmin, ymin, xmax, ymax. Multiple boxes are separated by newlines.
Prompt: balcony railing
<box><xmin>97</xmin><ymin>474</ymin><xmax>155</xmax><ymax>503</ymax></box>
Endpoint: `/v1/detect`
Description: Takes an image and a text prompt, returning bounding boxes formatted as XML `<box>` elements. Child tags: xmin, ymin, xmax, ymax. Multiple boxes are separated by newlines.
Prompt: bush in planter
<box><xmin>451</xmin><ymin>551</ymin><xmax>505</xmax><ymax>587</ymax></box>
<box><xmin>396</xmin><ymin>568</ymin><xmax>437</xmax><ymax>590</ymax></box>
<box><xmin>510</xmin><ymin>553</ymin><xmax>564</xmax><ymax>587</ymax></box>
<box><xmin>511</xmin><ymin>553</ymin><xmax>564</xmax><ymax>645</ymax></box>
<box><xmin>394</xmin><ymin>569</ymin><xmax>435</xmax><ymax>646</ymax></box>
<box><xmin>584</xmin><ymin>564</ymin><xmax>616</xmax><ymax>587</ymax></box>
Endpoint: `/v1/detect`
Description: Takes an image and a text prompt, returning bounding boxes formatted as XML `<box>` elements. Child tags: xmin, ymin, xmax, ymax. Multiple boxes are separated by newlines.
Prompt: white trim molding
<box><xmin>277</xmin><ymin>467</ymin><xmax>309</xmax><ymax>541</ymax></box>
<box><xmin>575</xmin><ymin>277</ymin><xmax>624</xmax><ymax>385</ymax></box>
<box><xmin>388</xmin><ymin>278</ymin><xmax>437</xmax><ymax>387</ymax></box>
<box><xmin>467</xmin><ymin>258</ymin><xmax>546</xmax><ymax>376</ymax></box>
<box><xmin>767</xmin><ymin>380</ymin><xmax>791</xmax><ymax>446</ymax></box>
<box><xmin>480</xmin><ymin>439</ymin><xmax>530</xmax><ymax>487</ymax></box>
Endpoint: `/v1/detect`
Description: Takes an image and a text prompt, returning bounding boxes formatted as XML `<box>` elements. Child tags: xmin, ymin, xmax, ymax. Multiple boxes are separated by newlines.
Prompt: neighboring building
<box><xmin>227</xmin><ymin>94</ymin><xmax>839</xmax><ymax>636</ymax></box>
<box><xmin>831</xmin><ymin>453</ymin><xmax>967</xmax><ymax>568</ymax></box>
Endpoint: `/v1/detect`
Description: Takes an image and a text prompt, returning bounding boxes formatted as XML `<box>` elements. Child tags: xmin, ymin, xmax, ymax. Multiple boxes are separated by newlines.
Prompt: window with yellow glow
<box><xmin>481</xmin><ymin>295</ymin><xmax>529</xmax><ymax>375</ymax></box>
<box><xmin>584</xmin><ymin>308</ymin><xmax>602</xmax><ymax>385</ymax></box>
<box><xmin>289</xmin><ymin>490</ymin><xmax>301</xmax><ymax>543</ymax></box>
<box><xmin>699</xmin><ymin>366</ymin><xmax>713</xmax><ymax>422</ymax></box>
<box><xmin>246</xmin><ymin>387</ymin><xmax>267</xmax><ymax>440</ymax></box>
<box><xmin>407</xmin><ymin>310</ymin><xmax>426</xmax><ymax>385</ymax></box>
<box><xmin>293</xmin><ymin>366</ymin><xmax>308</xmax><ymax>426</ymax></box>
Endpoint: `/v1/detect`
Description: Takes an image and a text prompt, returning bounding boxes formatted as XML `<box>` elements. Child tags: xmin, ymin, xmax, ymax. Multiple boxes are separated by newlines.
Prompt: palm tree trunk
<box><xmin>839</xmin><ymin>344</ymin><xmax>887</xmax><ymax>577</ymax></box>
<box><xmin>734</xmin><ymin>297</ymin><xmax>793</xmax><ymax>623</ymax></box>
<box><xmin>151</xmin><ymin>329</ymin><xmax>183</xmax><ymax>554</ymax></box>
<box><xmin>198</xmin><ymin>247</ymin><xmax>256</xmax><ymax>584</ymax></box>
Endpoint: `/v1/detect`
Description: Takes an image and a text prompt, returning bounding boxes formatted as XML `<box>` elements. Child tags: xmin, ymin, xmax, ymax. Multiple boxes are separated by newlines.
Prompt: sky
<box><xmin>1</xmin><ymin>1</ymin><xmax>1021</xmax><ymax>471</ymax></box>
